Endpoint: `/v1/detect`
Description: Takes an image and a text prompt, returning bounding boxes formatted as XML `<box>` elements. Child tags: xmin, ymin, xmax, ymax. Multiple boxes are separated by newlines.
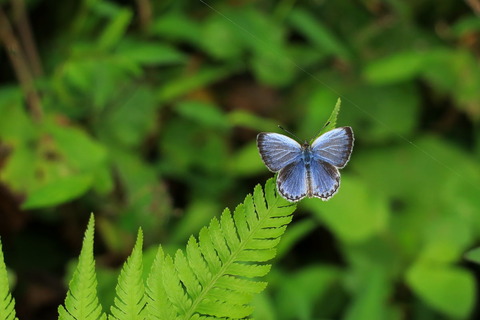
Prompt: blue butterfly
<box><xmin>257</xmin><ymin>127</ymin><xmax>354</xmax><ymax>202</ymax></box>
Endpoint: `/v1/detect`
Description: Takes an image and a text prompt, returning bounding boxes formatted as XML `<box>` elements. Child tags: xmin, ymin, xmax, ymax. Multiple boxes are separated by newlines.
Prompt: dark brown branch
<box><xmin>465</xmin><ymin>0</ymin><xmax>480</xmax><ymax>15</ymax></box>
<box><xmin>0</xmin><ymin>8</ymin><xmax>43</xmax><ymax>122</ymax></box>
<box><xmin>135</xmin><ymin>0</ymin><xmax>152</xmax><ymax>32</ymax></box>
<box><xmin>11</xmin><ymin>0</ymin><xmax>43</xmax><ymax>77</ymax></box>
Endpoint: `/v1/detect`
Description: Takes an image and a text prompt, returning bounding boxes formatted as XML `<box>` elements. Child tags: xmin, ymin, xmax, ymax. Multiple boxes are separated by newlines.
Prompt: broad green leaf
<box><xmin>344</xmin><ymin>267</ymin><xmax>392</xmax><ymax>320</ymax></box>
<box><xmin>0</xmin><ymin>145</ymin><xmax>37</xmax><ymax>193</ymax></box>
<box><xmin>0</xmin><ymin>87</ymin><xmax>35</xmax><ymax>144</ymax></box>
<box><xmin>250</xmin><ymin>50</ymin><xmax>295</xmax><ymax>86</ymax></box>
<box><xmin>406</xmin><ymin>262</ymin><xmax>475</xmax><ymax>319</ymax></box>
<box><xmin>157</xmin><ymin>66</ymin><xmax>235</xmax><ymax>102</ymax></box>
<box><xmin>275</xmin><ymin>265</ymin><xmax>339</xmax><ymax>320</ymax></box>
<box><xmin>229</xmin><ymin>141</ymin><xmax>266</xmax><ymax>177</ymax></box>
<box><xmin>47</xmin><ymin>123</ymin><xmax>107</xmax><ymax>171</ymax></box>
<box><xmin>275</xmin><ymin>218</ymin><xmax>316</xmax><ymax>260</ymax></box>
<box><xmin>151</xmin><ymin>13</ymin><xmax>201</xmax><ymax>45</ymax></box>
<box><xmin>288</xmin><ymin>8</ymin><xmax>350</xmax><ymax>60</ymax></box>
<box><xmin>251</xmin><ymin>292</ymin><xmax>276</xmax><ymax>320</ymax></box>
<box><xmin>116</xmin><ymin>41</ymin><xmax>186</xmax><ymax>66</ymax></box>
<box><xmin>97</xmin><ymin>8</ymin><xmax>132</xmax><ymax>50</ymax></box>
<box><xmin>452</xmin><ymin>16</ymin><xmax>480</xmax><ymax>36</ymax></box>
<box><xmin>465</xmin><ymin>247</ymin><xmax>480</xmax><ymax>264</ymax></box>
<box><xmin>175</xmin><ymin>100</ymin><xmax>229</xmax><ymax>129</ymax></box>
<box><xmin>340</xmin><ymin>82</ymin><xmax>419</xmax><ymax>142</ymax></box>
<box><xmin>364</xmin><ymin>51</ymin><xmax>426</xmax><ymax>84</ymax></box>
<box><xmin>22</xmin><ymin>175</ymin><xmax>94</xmax><ymax>209</ymax></box>
<box><xmin>98</xmin><ymin>87</ymin><xmax>157</xmax><ymax>147</ymax></box>
<box><xmin>201</xmin><ymin>15</ymin><xmax>245</xmax><ymax>59</ymax></box>
<box><xmin>227</xmin><ymin>110</ymin><xmax>278</xmax><ymax>132</ymax></box>
<box><xmin>303</xmin><ymin>176</ymin><xmax>388</xmax><ymax>243</ymax></box>
<box><xmin>170</xmin><ymin>200</ymin><xmax>221</xmax><ymax>244</ymax></box>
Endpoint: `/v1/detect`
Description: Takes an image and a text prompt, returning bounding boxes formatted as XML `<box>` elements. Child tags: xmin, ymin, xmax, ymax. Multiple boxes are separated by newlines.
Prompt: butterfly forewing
<box><xmin>311</xmin><ymin>127</ymin><xmax>354</xmax><ymax>168</ymax></box>
<box><xmin>257</xmin><ymin>127</ymin><xmax>354</xmax><ymax>202</ymax></box>
<box><xmin>257</xmin><ymin>133</ymin><xmax>303</xmax><ymax>172</ymax></box>
<box><xmin>277</xmin><ymin>160</ymin><xmax>308</xmax><ymax>202</ymax></box>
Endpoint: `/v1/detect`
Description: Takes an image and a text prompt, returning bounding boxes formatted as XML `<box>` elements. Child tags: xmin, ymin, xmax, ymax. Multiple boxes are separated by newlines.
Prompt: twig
<box><xmin>0</xmin><ymin>8</ymin><xmax>43</xmax><ymax>122</ymax></box>
<box><xmin>135</xmin><ymin>0</ymin><xmax>152</xmax><ymax>32</ymax></box>
<box><xmin>11</xmin><ymin>0</ymin><xmax>43</xmax><ymax>76</ymax></box>
<box><xmin>465</xmin><ymin>0</ymin><xmax>480</xmax><ymax>15</ymax></box>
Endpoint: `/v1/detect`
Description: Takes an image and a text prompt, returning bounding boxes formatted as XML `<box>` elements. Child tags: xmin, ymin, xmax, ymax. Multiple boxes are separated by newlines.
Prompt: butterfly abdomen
<box><xmin>302</xmin><ymin>145</ymin><xmax>314</xmax><ymax>197</ymax></box>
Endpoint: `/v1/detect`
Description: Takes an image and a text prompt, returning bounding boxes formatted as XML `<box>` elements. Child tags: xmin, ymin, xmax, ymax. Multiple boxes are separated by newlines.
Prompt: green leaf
<box><xmin>313</xmin><ymin>97</ymin><xmax>341</xmax><ymax>141</ymax></box>
<box><xmin>116</xmin><ymin>41</ymin><xmax>186</xmax><ymax>66</ymax></box>
<box><xmin>299</xmin><ymin>89</ymin><xmax>338</xmax><ymax>141</ymax></box>
<box><xmin>288</xmin><ymin>8</ymin><xmax>350</xmax><ymax>60</ymax></box>
<box><xmin>0</xmin><ymin>145</ymin><xmax>37</xmax><ymax>193</ymax></box>
<box><xmin>303</xmin><ymin>176</ymin><xmax>388</xmax><ymax>243</ymax></box>
<box><xmin>157</xmin><ymin>178</ymin><xmax>295</xmax><ymax>319</ymax></box>
<box><xmin>97</xmin><ymin>8</ymin><xmax>132</xmax><ymax>50</ymax></box>
<box><xmin>58</xmin><ymin>214</ymin><xmax>106</xmax><ymax>320</ymax></box>
<box><xmin>0</xmin><ymin>239</ymin><xmax>18</xmax><ymax>320</ymax></box>
<box><xmin>145</xmin><ymin>246</ymin><xmax>178</xmax><ymax>320</ymax></box>
<box><xmin>151</xmin><ymin>13</ymin><xmax>201</xmax><ymax>45</ymax></box>
<box><xmin>201</xmin><ymin>15</ymin><xmax>245</xmax><ymax>59</ymax></box>
<box><xmin>110</xmin><ymin>230</ymin><xmax>146</xmax><ymax>319</ymax></box>
<box><xmin>250</xmin><ymin>50</ymin><xmax>295</xmax><ymax>86</ymax></box>
<box><xmin>275</xmin><ymin>218</ymin><xmax>316</xmax><ymax>260</ymax></box>
<box><xmin>406</xmin><ymin>262</ymin><xmax>475</xmax><ymax>319</ymax></box>
<box><xmin>227</xmin><ymin>110</ymin><xmax>278</xmax><ymax>132</ymax></box>
<box><xmin>340</xmin><ymin>83</ymin><xmax>419</xmax><ymax>142</ymax></box>
<box><xmin>229</xmin><ymin>141</ymin><xmax>266</xmax><ymax>177</ymax></box>
<box><xmin>157</xmin><ymin>66</ymin><xmax>235</xmax><ymax>102</ymax></box>
<box><xmin>344</xmin><ymin>267</ymin><xmax>391</xmax><ymax>320</ymax></box>
<box><xmin>22</xmin><ymin>175</ymin><xmax>94</xmax><ymax>209</ymax></box>
<box><xmin>47</xmin><ymin>123</ymin><xmax>107</xmax><ymax>171</ymax></box>
<box><xmin>0</xmin><ymin>87</ymin><xmax>36</xmax><ymax>144</ymax></box>
<box><xmin>98</xmin><ymin>87</ymin><xmax>157</xmax><ymax>147</ymax></box>
<box><xmin>464</xmin><ymin>247</ymin><xmax>480</xmax><ymax>264</ymax></box>
<box><xmin>275</xmin><ymin>265</ymin><xmax>339</xmax><ymax>320</ymax></box>
<box><xmin>175</xmin><ymin>101</ymin><xmax>229</xmax><ymax>129</ymax></box>
<box><xmin>363</xmin><ymin>51</ymin><xmax>426</xmax><ymax>84</ymax></box>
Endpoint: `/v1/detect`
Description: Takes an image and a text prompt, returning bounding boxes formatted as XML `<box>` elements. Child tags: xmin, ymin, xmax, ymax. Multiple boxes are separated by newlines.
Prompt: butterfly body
<box><xmin>257</xmin><ymin>127</ymin><xmax>354</xmax><ymax>202</ymax></box>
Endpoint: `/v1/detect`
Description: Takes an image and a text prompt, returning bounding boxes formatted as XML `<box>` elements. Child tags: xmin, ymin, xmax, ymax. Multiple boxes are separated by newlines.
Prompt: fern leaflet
<box><xmin>0</xmin><ymin>239</ymin><xmax>18</xmax><ymax>320</ymax></box>
<box><xmin>151</xmin><ymin>178</ymin><xmax>295</xmax><ymax>319</ymax></box>
<box><xmin>58</xmin><ymin>214</ymin><xmax>106</xmax><ymax>320</ymax></box>
<box><xmin>110</xmin><ymin>229</ymin><xmax>146</xmax><ymax>320</ymax></box>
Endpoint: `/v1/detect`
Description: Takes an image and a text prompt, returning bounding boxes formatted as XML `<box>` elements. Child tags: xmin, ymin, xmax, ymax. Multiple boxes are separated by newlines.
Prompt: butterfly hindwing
<box><xmin>309</xmin><ymin>159</ymin><xmax>340</xmax><ymax>200</ymax></box>
<box><xmin>257</xmin><ymin>133</ymin><xmax>303</xmax><ymax>172</ymax></box>
<box><xmin>257</xmin><ymin>127</ymin><xmax>354</xmax><ymax>202</ymax></box>
<box><xmin>277</xmin><ymin>159</ymin><xmax>308</xmax><ymax>202</ymax></box>
<box><xmin>311</xmin><ymin>126</ymin><xmax>354</xmax><ymax>168</ymax></box>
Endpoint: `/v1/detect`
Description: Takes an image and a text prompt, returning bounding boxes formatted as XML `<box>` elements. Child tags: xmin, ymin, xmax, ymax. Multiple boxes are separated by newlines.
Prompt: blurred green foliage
<box><xmin>0</xmin><ymin>0</ymin><xmax>480</xmax><ymax>319</ymax></box>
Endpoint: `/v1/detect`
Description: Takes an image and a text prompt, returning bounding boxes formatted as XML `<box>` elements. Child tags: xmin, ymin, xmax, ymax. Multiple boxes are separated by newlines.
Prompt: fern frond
<box><xmin>58</xmin><ymin>214</ymin><xmax>106</xmax><ymax>320</ymax></box>
<box><xmin>110</xmin><ymin>229</ymin><xmax>146</xmax><ymax>320</ymax></box>
<box><xmin>145</xmin><ymin>246</ymin><xmax>178</xmax><ymax>320</ymax></box>
<box><xmin>0</xmin><ymin>239</ymin><xmax>18</xmax><ymax>320</ymax></box>
<box><xmin>160</xmin><ymin>178</ymin><xmax>295</xmax><ymax>319</ymax></box>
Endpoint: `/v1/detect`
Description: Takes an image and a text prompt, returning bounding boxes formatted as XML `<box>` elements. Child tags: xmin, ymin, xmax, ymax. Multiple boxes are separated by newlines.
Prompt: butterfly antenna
<box><xmin>278</xmin><ymin>125</ymin><xmax>302</xmax><ymax>142</ymax></box>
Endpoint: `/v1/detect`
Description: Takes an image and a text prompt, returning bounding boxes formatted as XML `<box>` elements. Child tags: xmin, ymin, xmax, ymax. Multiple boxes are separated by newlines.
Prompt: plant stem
<box><xmin>0</xmin><ymin>8</ymin><xmax>43</xmax><ymax>122</ymax></box>
<box><xmin>11</xmin><ymin>0</ymin><xmax>43</xmax><ymax>77</ymax></box>
<box><xmin>135</xmin><ymin>0</ymin><xmax>152</xmax><ymax>32</ymax></box>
